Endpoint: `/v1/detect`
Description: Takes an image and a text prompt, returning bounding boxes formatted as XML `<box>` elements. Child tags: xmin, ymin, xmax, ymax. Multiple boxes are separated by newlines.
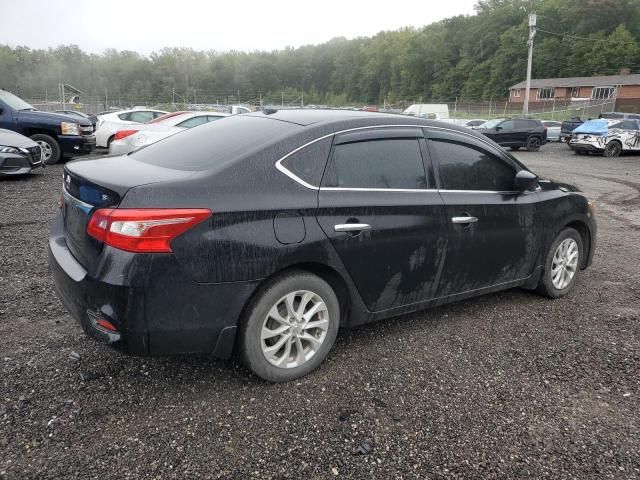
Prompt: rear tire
<box><xmin>106</xmin><ymin>135</ymin><xmax>115</xmax><ymax>148</ymax></box>
<box><xmin>536</xmin><ymin>227</ymin><xmax>583</xmax><ymax>299</ymax></box>
<box><xmin>603</xmin><ymin>141</ymin><xmax>622</xmax><ymax>157</ymax></box>
<box><xmin>239</xmin><ymin>271</ymin><xmax>340</xmax><ymax>382</ymax></box>
<box><xmin>30</xmin><ymin>134</ymin><xmax>61</xmax><ymax>165</ymax></box>
<box><xmin>526</xmin><ymin>136</ymin><xmax>542</xmax><ymax>152</ymax></box>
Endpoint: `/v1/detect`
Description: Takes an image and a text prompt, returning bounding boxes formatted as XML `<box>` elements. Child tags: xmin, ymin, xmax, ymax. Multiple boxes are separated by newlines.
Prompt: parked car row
<box><xmin>108</xmin><ymin>110</ymin><xmax>229</xmax><ymax>154</ymax></box>
<box><xmin>0</xmin><ymin>89</ymin><xmax>95</xmax><ymax>165</ymax></box>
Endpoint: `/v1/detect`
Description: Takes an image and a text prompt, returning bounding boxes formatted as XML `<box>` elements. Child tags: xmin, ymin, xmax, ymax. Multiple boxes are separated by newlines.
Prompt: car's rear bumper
<box><xmin>108</xmin><ymin>140</ymin><xmax>133</xmax><ymax>156</ymax></box>
<box><xmin>568</xmin><ymin>142</ymin><xmax>602</xmax><ymax>153</ymax></box>
<box><xmin>48</xmin><ymin>212</ymin><xmax>259</xmax><ymax>357</ymax></box>
<box><xmin>59</xmin><ymin>135</ymin><xmax>96</xmax><ymax>156</ymax></box>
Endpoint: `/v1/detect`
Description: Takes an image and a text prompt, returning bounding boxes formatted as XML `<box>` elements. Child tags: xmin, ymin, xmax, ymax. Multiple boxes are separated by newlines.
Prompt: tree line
<box><xmin>2</xmin><ymin>0</ymin><xmax>640</xmax><ymax>106</ymax></box>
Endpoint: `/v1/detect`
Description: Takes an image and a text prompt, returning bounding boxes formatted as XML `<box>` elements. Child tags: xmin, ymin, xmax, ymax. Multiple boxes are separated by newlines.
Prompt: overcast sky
<box><xmin>1</xmin><ymin>0</ymin><xmax>477</xmax><ymax>54</ymax></box>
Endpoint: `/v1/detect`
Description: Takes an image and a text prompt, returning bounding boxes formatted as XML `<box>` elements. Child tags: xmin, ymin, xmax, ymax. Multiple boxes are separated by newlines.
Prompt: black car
<box><xmin>0</xmin><ymin>128</ymin><xmax>43</xmax><ymax>176</ymax></box>
<box><xmin>0</xmin><ymin>89</ymin><xmax>95</xmax><ymax>165</ymax></box>
<box><xmin>49</xmin><ymin>110</ymin><xmax>596</xmax><ymax>382</ymax></box>
<box><xmin>477</xmin><ymin>118</ymin><xmax>547</xmax><ymax>151</ymax></box>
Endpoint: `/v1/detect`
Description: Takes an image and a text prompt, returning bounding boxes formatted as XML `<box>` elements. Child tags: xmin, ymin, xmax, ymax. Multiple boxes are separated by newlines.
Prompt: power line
<box><xmin>536</xmin><ymin>28</ymin><xmax>610</xmax><ymax>42</ymax></box>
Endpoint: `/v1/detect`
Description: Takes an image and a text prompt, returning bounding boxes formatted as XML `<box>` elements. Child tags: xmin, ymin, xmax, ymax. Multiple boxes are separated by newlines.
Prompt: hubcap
<box><xmin>261</xmin><ymin>290</ymin><xmax>329</xmax><ymax>369</ymax></box>
<box><xmin>551</xmin><ymin>238</ymin><xmax>579</xmax><ymax>290</ymax></box>
<box><xmin>37</xmin><ymin>141</ymin><xmax>52</xmax><ymax>162</ymax></box>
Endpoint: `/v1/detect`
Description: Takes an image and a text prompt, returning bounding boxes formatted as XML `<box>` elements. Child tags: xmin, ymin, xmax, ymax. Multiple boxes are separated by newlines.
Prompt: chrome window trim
<box><xmin>274</xmin><ymin>123</ymin><xmax>524</xmax><ymax>192</ymax></box>
<box><xmin>320</xmin><ymin>187</ymin><xmax>438</xmax><ymax>193</ymax></box>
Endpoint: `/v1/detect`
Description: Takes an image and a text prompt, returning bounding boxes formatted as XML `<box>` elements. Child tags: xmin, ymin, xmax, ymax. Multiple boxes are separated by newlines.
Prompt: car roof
<box><xmin>245</xmin><ymin>109</ymin><xmax>405</xmax><ymax>126</ymax></box>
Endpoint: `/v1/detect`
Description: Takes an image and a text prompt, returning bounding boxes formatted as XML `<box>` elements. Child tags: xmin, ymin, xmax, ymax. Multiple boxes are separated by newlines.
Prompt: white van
<box><xmin>403</xmin><ymin>104</ymin><xmax>449</xmax><ymax>120</ymax></box>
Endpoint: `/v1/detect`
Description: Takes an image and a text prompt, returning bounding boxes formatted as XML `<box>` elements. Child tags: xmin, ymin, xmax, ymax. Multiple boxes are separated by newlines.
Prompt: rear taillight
<box><xmin>87</xmin><ymin>208</ymin><xmax>211</xmax><ymax>253</ymax></box>
<box><xmin>114</xmin><ymin>129</ymin><xmax>139</xmax><ymax>141</ymax></box>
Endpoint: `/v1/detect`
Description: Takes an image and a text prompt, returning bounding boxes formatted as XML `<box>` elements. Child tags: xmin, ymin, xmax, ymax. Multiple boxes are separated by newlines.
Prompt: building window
<box><xmin>537</xmin><ymin>87</ymin><xmax>555</xmax><ymax>100</ymax></box>
<box><xmin>572</xmin><ymin>87</ymin><xmax>580</xmax><ymax>98</ymax></box>
<box><xmin>591</xmin><ymin>86</ymin><xmax>616</xmax><ymax>100</ymax></box>
<box><xmin>513</xmin><ymin>89</ymin><xmax>521</xmax><ymax>98</ymax></box>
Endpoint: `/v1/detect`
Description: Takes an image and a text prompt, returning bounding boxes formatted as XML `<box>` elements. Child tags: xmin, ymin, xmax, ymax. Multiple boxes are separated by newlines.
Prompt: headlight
<box><xmin>0</xmin><ymin>145</ymin><xmax>21</xmax><ymax>155</ymax></box>
<box><xmin>61</xmin><ymin>122</ymin><xmax>80</xmax><ymax>135</ymax></box>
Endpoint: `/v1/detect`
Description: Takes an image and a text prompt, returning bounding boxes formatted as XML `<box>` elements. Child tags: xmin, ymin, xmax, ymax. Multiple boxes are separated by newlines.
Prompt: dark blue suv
<box><xmin>0</xmin><ymin>89</ymin><xmax>95</xmax><ymax>164</ymax></box>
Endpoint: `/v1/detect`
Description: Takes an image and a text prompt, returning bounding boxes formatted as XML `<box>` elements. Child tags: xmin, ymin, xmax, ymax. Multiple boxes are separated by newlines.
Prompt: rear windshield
<box><xmin>131</xmin><ymin>115</ymin><xmax>299</xmax><ymax>171</ymax></box>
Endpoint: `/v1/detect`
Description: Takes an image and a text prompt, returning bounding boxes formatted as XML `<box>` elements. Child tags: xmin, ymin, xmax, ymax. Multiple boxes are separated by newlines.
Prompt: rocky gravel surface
<box><xmin>1</xmin><ymin>144</ymin><xmax>639</xmax><ymax>479</ymax></box>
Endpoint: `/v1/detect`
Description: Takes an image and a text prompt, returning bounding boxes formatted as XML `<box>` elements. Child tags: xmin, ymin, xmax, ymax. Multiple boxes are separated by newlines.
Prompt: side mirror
<box><xmin>495</xmin><ymin>126</ymin><xmax>502</xmax><ymax>131</ymax></box>
<box><xmin>514</xmin><ymin>170</ymin><xmax>538</xmax><ymax>191</ymax></box>
<box><xmin>0</xmin><ymin>107</ymin><xmax>4</xmax><ymax>115</ymax></box>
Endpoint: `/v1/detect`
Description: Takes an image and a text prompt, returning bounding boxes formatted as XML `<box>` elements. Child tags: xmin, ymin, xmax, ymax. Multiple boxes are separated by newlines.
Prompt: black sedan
<box><xmin>0</xmin><ymin>128</ymin><xmax>42</xmax><ymax>177</ymax></box>
<box><xmin>49</xmin><ymin>110</ymin><xmax>596</xmax><ymax>382</ymax></box>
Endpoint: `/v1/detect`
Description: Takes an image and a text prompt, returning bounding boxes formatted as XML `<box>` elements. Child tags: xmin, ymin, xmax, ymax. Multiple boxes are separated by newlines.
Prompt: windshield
<box><xmin>0</xmin><ymin>90</ymin><xmax>35</xmax><ymax>111</ymax></box>
<box><xmin>481</xmin><ymin>119</ymin><xmax>504</xmax><ymax>129</ymax></box>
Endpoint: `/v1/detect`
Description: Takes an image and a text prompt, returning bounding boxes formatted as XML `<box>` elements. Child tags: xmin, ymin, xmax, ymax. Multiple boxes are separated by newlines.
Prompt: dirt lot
<box><xmin>1</xmin><ymin>144</ymin><xmax>639</xmax><ymax>479</ymax></box>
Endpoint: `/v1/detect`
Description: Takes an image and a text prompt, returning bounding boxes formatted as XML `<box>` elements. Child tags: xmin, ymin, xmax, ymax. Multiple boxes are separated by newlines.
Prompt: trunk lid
<box><xmin>62</xmin><ymin>155</ymin><xmax>196</xmax><ymax>268</ymax></box>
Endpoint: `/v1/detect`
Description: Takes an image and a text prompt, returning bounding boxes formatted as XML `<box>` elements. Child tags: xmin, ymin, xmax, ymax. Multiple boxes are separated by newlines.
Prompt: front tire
<box><xmin>239</xmin><ymin>271</ymin><xmax>340</xmax><ymax>382</ymax></box>
<box><xmin>30</xmin><ymin>134</ymin><xmax>61</xmax><ymax>165</ymax></box>
<box><xmin>510</xmin><ymin>146</ymin><xmax>520</xmax><ymax>151</ymax></box>
<box><xmin>604</xmin><ymin>141</ymin><xmax>622</xmax><ymax>157</ymax></box>
<box><xmin>536</xmin><ymin>227</ymin><xmax>583</xmax><ymax>298</ymax></box>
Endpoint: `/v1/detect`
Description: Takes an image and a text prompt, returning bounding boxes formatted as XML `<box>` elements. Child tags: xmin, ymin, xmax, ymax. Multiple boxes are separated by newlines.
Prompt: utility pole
<box><xmin>523</xmin><ymin>12</ymin><xmax>536</xmax><ymax>117</ymax></box>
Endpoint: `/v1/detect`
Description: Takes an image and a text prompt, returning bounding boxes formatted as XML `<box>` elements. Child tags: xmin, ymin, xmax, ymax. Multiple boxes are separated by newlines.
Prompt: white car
<box><xmin>108</xmin><ymin>111</ymin><xmax>229</xmax><ymax>155</ymax></box>
<box><xmin>542</xmin><ymin>120</ymin><xmax>562</xmax><ymax>141</ymax></box>
<box><xmin>95</xmin><ymin>109</ymin><xmax>167</xmax><ymax>148</ymax></box>
<box><xmin>569</xmin><ymin>119</ymin><xmax>640</xmax><ymax>157</ymax></box>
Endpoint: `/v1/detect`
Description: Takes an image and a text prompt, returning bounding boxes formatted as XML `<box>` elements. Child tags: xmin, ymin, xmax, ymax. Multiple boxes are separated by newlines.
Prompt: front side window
<box><xmin>323</xmin><ymin>139</ymin><xmax>427</xmax><ymax>189</ymax></box>
<box><xmin>430</xmin><ymin>139</ymin><xmax>516</xmax><ymax>191</ymax></box>
<box><xmin>537</xmin><ymin>88</ymin><xmax>555</xmax><ymax>100</ymax></box>
<box><xmin>498</xmin><ymin>120</ymin><xmax>514</xmax><ymax>130</ymax></box>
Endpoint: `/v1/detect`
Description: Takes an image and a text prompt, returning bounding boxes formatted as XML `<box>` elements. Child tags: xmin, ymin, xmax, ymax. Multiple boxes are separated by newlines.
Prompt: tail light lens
<box><xmin>87</xmin><ymin>208</ymin><xmax>211</xmax><ymax>253</ymax></box>
<box><xmin>114</xmin><ymin>129</ymin><xmax>139</xmax><ymax>141</ymax></box>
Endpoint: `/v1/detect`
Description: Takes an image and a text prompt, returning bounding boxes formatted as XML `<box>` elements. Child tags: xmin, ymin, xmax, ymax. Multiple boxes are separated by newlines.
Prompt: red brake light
<box><xmin>87</xmin><ymin>208</ymin><xmax>211</xmax><ymax>253</ymax></box>
<box><xmin>114</xmin><ymin>129</ymin><xmax>139</xmax><ymax>141</ymax></box>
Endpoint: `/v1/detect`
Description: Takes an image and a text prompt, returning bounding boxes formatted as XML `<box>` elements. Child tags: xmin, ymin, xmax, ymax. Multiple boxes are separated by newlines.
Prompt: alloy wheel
<box><xmin>37</xmin><ymin>141</ymin><xmax>52</xmax><ymax>162</ymax></box>
<box><xmin>261</xmin><ymin>290</ymin><xmax>329</xmax><ymax>369</ymax></box>
<box><xmin>551</xmin><ymin>238</ymin><xmax>579</xmax><ymax>290</ymax></box>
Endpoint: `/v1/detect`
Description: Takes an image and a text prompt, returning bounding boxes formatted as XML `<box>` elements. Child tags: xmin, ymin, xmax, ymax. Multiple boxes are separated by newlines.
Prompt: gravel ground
<box><xmin>1</xmin><ymin>144</ymin><xmax>639</xmax><ymax>479</ymax></box>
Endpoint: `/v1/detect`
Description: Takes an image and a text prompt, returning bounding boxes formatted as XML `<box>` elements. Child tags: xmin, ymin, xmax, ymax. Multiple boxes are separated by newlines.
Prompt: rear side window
<box><xmin>280</xmin><ymin>136</ymin><xmax>333</xmax><ymax>187</ymax></box>
<box><xmin>430</xmin><ymin>139</ymin><xmax>516</xmax><ymax>191</ymax></box>
<box><xmin>323</xmin><ymin>139</ymin><xmax>427</xmax><ymax>189</ymax></box>
<box><xmin>177</xmin><ymin>116</ymin><xmax>209</xmax><ymax>128</ymax></box>
<box><xmin>130</xmin><ymin>111</ymin><xmax>155</xmax><ymax>123</ymax></box>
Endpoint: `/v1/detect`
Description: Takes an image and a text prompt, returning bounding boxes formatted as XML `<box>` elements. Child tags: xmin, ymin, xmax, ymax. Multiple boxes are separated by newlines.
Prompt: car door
<box><xmin>426</xmin><ymin>129</ymin><xmax>541</xmax><ymax>297</ymax></box>
<box><xmin>316</xmin><ymin>127</ymin><xmax>449</xmax><ymax>312</ymax></box>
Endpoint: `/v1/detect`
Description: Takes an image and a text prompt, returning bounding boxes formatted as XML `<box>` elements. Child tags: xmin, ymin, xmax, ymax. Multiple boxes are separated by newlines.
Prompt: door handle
<box><xmin>334</xmin><ymin>223</ymin><xmax>372</xmax><ymax>233</ymax></box>
<box><xmin>451</xmin><ymin>216</ymin><xmax>478</xmax><ymax>224</ymax></box>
